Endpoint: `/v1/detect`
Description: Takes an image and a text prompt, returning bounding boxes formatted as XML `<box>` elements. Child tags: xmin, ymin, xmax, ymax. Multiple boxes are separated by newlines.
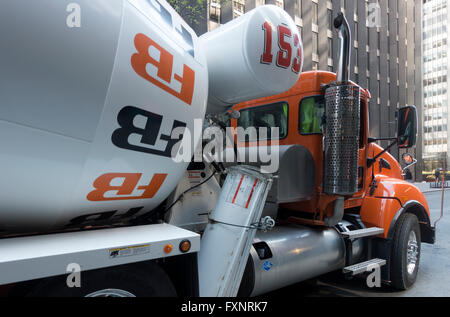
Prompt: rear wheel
<box><xmin>28</xmin><ymin>262</ymin><xmax>176</xmax><ymax>297</ymax></box>
<box><xmin>390</xmin><ymin>213</ymin><xmax>421</xmax><ymax>290</ymax></box>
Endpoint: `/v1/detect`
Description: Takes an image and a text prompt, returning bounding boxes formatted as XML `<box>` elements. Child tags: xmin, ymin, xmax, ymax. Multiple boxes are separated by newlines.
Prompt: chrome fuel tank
<box><xmin>239</xmin><ymin>225</ymin><xmax>347</xmax><ymax>296</ymax></box>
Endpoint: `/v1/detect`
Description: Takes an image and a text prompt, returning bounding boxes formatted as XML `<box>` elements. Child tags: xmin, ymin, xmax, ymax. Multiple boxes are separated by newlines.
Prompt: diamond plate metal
<box><xmin>343</xmin><ymin>258</ymin><xmax>386</xmax><ymax>275</ymax></box>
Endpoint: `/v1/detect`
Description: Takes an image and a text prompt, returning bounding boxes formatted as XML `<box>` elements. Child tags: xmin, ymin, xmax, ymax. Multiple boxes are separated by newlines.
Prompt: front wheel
<box><xmin>390</xmin><ymin>213</ymin><xmax>421</xmax><ymax>290</ymax></box>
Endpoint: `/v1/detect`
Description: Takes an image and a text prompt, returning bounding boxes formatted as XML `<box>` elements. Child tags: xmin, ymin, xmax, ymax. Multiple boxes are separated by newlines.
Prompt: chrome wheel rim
<box><xmin>406</xmin><ymin>231</ymin><xmax>419</xmax><ymax>275</ymax></box>
<box><xmin>85</xmin><ymin>289</ymin><xmax>136</xmax><ymax>297</ymax></box>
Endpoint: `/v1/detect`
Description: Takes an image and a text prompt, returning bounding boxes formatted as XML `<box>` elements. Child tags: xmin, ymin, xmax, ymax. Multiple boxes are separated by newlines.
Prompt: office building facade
<box><xmin>422</xmin><ymin>0</ymin><xmax>448</xmax><ymax>172</ymax></box>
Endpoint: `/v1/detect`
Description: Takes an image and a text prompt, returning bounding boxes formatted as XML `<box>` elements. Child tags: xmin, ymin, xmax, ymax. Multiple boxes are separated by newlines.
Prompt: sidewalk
<box><xmin>413</xmin><ymin>182</ymin><xmax>450</xmax><ymax>193</ymax></box>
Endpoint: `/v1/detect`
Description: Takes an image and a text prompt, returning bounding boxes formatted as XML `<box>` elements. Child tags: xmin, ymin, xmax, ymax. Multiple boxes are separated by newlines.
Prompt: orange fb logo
<box><xmin>87</xmin><ymin>173</ymin><xmax>167</xmax><ymax>201</ymax></box>
<box><xmin>131</xmin><ymin>33</ymin><xmax>195</xmax><ymax>105</ymax></box>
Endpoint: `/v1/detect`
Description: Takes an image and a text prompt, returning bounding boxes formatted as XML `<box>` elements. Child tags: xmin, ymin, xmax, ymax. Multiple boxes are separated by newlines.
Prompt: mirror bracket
<box><xmin>367</xmin><ymin>139</ymin><xmax>398</xmax><ymax>168</ymax></box>
<box><xmin>402</xmin><ymin>158</ymin><xmax>417</xmax><ymax>176</ymax></box>
<box><xmin>368</xmin><ymin>137</ymin><xmax>397</xmax><ymax>143</ymax></box>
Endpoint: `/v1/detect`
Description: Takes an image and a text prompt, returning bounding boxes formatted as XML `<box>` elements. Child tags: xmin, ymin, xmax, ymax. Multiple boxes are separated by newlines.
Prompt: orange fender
<box><xmin>360</xmin><ymin>175</ymin><xmax>435</xmax><ymax>243</ymax></box>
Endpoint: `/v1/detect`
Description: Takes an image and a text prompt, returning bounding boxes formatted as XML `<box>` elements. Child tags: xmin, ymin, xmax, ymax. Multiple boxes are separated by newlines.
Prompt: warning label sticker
<box><xmin>188</xmin><ymin>171</ymin><xmax>202</xmax><ymax>184</ymax></box>
<box><xmin>188</xmin><ymin>171</ymin><xmax>202</xmax><ymax>196</ymax></box>
<box><xmin>226</xmin><ymin>174</ymin><xmax>259</xmax><ymax>209</ymax></box>
<box><xmin>109</xmin><ymin>244</ymin><xmax>150</xmax><ymax>259</ymax></box>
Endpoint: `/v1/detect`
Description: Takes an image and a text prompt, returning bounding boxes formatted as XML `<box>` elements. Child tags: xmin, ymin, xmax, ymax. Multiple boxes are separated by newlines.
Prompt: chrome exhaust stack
<box><xmin>334</xmin><ymin>13</ymin><xmax>351</xmax><ymax>84</ymax></box>
<box><xmin>323</xmin><ymin>13</ymin><xmax>360</xmax><ymax>204</ymax></box>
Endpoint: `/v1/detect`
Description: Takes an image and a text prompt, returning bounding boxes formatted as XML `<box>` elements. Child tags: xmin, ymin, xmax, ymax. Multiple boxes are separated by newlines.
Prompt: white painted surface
<box><xmin>0</xmin><ymin>223</ymin><xmax>199</xmax><ymax>285</ymax></box>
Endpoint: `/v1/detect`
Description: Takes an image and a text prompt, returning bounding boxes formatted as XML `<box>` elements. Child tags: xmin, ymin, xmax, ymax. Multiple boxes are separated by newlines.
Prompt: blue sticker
<box><xmin>263</xmin><ymin>261</ymin><xmax>273</xmax><ymax>271</ymax></box>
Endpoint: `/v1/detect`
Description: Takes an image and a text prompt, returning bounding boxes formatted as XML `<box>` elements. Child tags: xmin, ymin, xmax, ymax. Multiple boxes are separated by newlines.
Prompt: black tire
<box><xmin>390</xmin><ymin>213</ymin><xmax>421</xmax><ymax>290</ymax></box>
<box><xmin>28</xmin><ymin>261</ymin><xmax>176</xmax><ymax>297</ymax></box>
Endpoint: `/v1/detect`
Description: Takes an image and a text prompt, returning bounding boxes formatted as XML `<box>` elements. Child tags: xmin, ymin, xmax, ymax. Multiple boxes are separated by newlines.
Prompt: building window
<box><xmin>297</xmin><ymin>0</ymin><xmax>302</xmax><ymax>16</ymax></box>
<box><xmin>377</xmin><ymin>81</ymin><xmax>380</xmax><ymax>100</ymax></box>
<box><xmin>275</xmin><ymin>0</ymin><xmax>284</xmax><ymax>9</ymax></box>
<box><xmin>328</xmin><ymin>9</ymin><xmax>333</xmax><ymax>30</ymax></box>
<box><xmin>387</xmin><ymin>35</ymin><xmax>390</xmax><ymax>54</ymax></box>
<box><xmin>233</xmin><ymin>0</ymin><xmax>245</xmax><ymax>18</ymax></box>
<box><xmin>255</xmin><ymin>0</ymin><xmax>264</xmax><ymax>6</ymax></box>
<box><xmin>377</xmin><ymin>30</ymin><xmax>380</xmax><ymax>49</ymax></box>
<box><xmin>328</xmin><ymin>38</ymin><xmax>333</xmax><ymax>58</ymax></box>
<box><xmin>312</xmin><ymin>2</ymin><xmax>318</xmax><ymax>25</ymax></box>
<box><xmin>366</xmin><ymin>27</ymin><xmax>370</xmax><ymax>45</ymax></box>
<box><xmin>313</xmin><ymin>32</ymin><xmax>319</xmax><ymax>56</ymax></box>
<box><xmin>210</xmin><ymin>0</ymin><xmax>221</xmax><ymax>23</ymax></box>
<box><xmin>367</xmin><ymin>51</ymin><xmax>370</xmax><ymax>71</ymax></box>
<box><xmin>377</xmin><ymin>56</ymin><xmax>380</xmax><ymax>75</ymax></box>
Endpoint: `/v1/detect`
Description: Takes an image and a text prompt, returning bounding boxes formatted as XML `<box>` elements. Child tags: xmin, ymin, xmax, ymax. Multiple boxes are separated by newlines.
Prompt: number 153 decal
<box><xmin>260</xmin><ymin>22</ymin><xmax>302</xmax><ymax>74</ymax></box>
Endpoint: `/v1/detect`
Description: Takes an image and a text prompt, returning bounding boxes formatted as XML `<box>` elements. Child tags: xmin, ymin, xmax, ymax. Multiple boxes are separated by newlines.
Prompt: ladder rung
<box><xmin>343</xmin><ymin>258</ymin><xmax>386</xmax><ymax>275</ymax></box>
<box><xmin>340</xmin><ymin>227</ymin><xmax>384</xmax><ymax>239</ymax></box>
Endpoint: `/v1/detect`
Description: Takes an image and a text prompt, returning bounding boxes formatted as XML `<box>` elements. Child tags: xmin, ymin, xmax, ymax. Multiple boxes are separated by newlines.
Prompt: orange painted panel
<box><xmin>360</xmin><ymin>174</ymin><xmax>430</xmax><ymax>238</ymax></box>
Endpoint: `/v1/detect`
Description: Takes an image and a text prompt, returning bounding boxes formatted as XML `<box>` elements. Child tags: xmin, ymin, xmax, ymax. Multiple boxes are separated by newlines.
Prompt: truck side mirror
<box><xmin>397</xmin><ymin>105</ymin><xmax>417</xmax><ymax>149</ymax></box>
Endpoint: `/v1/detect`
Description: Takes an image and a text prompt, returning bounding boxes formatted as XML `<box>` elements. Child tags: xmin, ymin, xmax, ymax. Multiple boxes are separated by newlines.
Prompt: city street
<box><xmin>270</xmin><ymin>187</ymin><xmax>450</xmax><ymax>297</ymax></box>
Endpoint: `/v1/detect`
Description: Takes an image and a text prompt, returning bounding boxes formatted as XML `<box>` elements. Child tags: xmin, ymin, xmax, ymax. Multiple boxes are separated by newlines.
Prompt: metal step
<box><xmin>343</xmin><ymin>258</ymin><xmax>386</xmax><ymax>275</ymax></box>
<box><xmin>340</xmin><ymin>227</ymin><xmax>384</xmax><ymax>239</ymax></box>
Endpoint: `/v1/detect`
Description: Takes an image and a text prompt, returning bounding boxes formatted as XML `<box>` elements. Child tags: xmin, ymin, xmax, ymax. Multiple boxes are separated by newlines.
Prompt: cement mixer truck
<box><xmin>0</xmin><ymin>0</ymin><xmax>434</xmax><ymax>297</ymax></box>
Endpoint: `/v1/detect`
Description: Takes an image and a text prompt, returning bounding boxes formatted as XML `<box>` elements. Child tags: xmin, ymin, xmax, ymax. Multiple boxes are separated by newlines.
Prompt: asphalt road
<box><xmin>269</xmin><ymin>189</ymin><xmax>450</xmax><ymax>297</ymax></box>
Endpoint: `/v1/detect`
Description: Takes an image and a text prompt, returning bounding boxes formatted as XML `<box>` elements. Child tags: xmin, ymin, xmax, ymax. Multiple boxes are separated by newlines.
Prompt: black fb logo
<box><xmin>112</xmin><ymin>106</ymin><xmax>186</xmax><ymax>157</ymax></box>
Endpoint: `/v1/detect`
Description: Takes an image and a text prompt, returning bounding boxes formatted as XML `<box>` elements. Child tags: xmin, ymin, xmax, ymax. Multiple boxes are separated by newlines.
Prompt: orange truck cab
<box><xmin>231</xmin><ymin>70</ymin><xmax>435</xmax><ymax>289</ymax></box>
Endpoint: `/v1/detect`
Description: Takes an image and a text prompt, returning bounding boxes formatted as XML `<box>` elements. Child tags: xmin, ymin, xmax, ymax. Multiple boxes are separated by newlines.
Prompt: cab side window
<box><xmin>237</xmin><ymin>102</ymin><xmax>288</xmax><ymax>141</ymax></box>
<box><xmin>298</xmin><ymin>96</ymin><xmax>325</xmax><ymax>135</ymax></box>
